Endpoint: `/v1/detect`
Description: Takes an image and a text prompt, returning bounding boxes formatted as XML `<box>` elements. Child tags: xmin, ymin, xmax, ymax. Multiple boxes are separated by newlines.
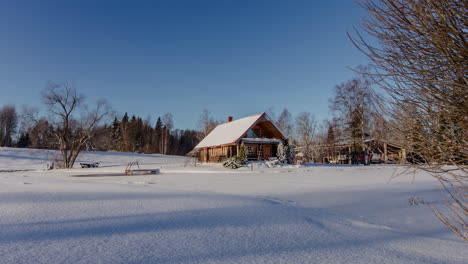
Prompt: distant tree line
<box><xmin>106</xmin><ymin>113</ymin><xmax>199</xmax><ymax>156</ymax></box>
<box><xmin>0</xmin><ymin>105</ymin><xmax>19</xmax><ymax>147</ymax></box>
<box><xmin>5</xmin><ymin>105</ymin><xmax>201</xmax><ymax>157</ymax></box>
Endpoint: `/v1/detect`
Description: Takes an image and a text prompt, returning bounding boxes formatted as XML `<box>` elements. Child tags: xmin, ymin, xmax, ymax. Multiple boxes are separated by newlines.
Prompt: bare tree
<box><xmin>41</xmin><ymin>81</ymin><xmax>111</xmax><ymax>168</ymax></box>
<box><xmin>350</xmin><ymin>0</ymin><xmax>467</xmax><ymax>240</ymax></box>
<box><xmin>161</xmin><ymin>113</ymin><xmax>173</xmax><ymax>154</ymax></box>
<box><xmin>197</xmin><ymin>109</ymin><xmax>219</xmax><ymax>139</ymax></box>
<box><xmin>329</xmin><ymin>73</ymin><xmax>377</xmax><ymax>153</ymax></box>
<box><xmin>265</xmin><ymin>107</ymin><xmax>277</xmax><ymax>123</ymax></box>
<box><xmin>312</xmin><ymin>120</ymin><xmax>335</xmax><ymax>163</ymax></box>
<box><xmin>30</xmin><ymin>119</ymin><xmax>54</xmax><ymax>149</ymax></box>
<box><xmin>18</xmin><ymin>105</ymin><xmax>36</xmax><ymax>136</ymax></box>
<box><xmin>277</xmin><ymin>108</ymin><xmax>294</xmax><ymax>139</ymax></box>
<box><xmin>0</xmin><ymin>105</ymin><xmax>18</xmax><ymax>147</ymax></box>
<box><xmin>22</xmin><ymin>106</ymin><xmax>54</xmax><ymax>149</ymax></box>
<box><xmin>295</xmin><ymin>112</ymin><xmax>318</xmax><ymax>162</ymax></box>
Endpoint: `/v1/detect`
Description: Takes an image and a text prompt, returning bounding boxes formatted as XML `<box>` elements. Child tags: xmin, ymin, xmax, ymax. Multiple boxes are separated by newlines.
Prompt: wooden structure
<box><xmin>318</xmin><ymin>139</ymin><xmax>406</xmax><ymax>164</ymax></box>
<box><xmin>125</xmin><ymin>161</ymin><xmax>159</xmax><ymax>175</ymax></box>
<box><xmin>193</xmin><ymin>113</ymin><xmax>287</xmax><ymax>163</ymax></box>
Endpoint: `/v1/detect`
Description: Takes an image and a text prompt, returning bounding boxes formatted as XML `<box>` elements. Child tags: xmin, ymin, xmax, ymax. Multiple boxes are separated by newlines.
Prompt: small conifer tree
<box><xmin>17</xmin><ymin>133</ymin><xmax>31</xmax><ymax>148</ymax></box>
<box><xmin>111</xmin><ymin>117</ymin><xmax>121</xmax><ymax>150</ymax></box>
<box><xmin>237</xmin><ymin>142</ymin><xmax>247</xmax><ymax>164</ymax></box>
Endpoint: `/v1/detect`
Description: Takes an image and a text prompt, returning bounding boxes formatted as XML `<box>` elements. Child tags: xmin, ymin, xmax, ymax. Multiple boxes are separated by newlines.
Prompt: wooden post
<box><xmin>348</xmin><ymin>145</ymin><xmax>352</xmax><ymax>165</ymax></box>
<box><xmin>384</xmin><ymin>143</ymin><xmax>388</xmax><ymax>164</ymax></box>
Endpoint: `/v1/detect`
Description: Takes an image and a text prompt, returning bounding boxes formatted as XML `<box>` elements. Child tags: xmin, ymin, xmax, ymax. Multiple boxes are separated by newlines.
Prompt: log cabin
<box><xmin>193</xmin><ymin>113</ymin><xmax>287</xmax><ymax>163</ymax></box>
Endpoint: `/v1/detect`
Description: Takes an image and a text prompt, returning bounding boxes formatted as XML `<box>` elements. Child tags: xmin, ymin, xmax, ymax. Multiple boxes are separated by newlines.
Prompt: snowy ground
<box><xmin>0</xmin><ymin>147</ymin><xmax>466</xmax><ymax>264</ymax></box>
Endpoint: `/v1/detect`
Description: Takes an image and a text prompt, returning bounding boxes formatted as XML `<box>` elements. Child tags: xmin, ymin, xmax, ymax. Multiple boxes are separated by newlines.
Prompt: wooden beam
<box><xmin>401</xmin><ymin>148</ymin><xmax>406</xmax><ymax>163</ymax></box>
<box><xmin>384</xmin><ymin>143</ymin><xmax>388</xmax><ymax>163</ymax></box>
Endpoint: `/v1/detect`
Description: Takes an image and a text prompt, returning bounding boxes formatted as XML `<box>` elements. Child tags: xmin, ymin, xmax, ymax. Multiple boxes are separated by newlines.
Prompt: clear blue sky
<box><xmin>0</xmin><ymin>0</ymin><xmax>369</xmax><ymax>129</ymax></box>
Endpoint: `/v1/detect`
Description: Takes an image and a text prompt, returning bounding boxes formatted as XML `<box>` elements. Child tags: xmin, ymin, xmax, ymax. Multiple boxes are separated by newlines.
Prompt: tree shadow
<box><xmin>0</xmin><ymin>188</ymin><xmax>463</xmax><ymax>263</ymax></box>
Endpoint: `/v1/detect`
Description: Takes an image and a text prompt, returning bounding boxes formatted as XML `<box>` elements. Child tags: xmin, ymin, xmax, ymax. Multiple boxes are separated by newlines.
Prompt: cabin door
<box><xmin>263</xmin><ymin>144</ymin><xmax>272</xmax><ymax>160</ymax></box>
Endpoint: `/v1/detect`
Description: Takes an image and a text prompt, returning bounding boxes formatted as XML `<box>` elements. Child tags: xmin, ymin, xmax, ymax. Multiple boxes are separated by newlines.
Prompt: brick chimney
<box><xmin>227</xmin><ymin>116</ymin><xmax>233</xmax><ymax>123</ymax></box>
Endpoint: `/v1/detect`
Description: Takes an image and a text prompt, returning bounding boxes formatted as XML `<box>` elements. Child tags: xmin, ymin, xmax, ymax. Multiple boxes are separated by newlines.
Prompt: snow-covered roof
<box><xmin>241</xmin><ymin>138</ymin><xmax>282</xmax><ymax>144</ymax></box>
<box><xmin>194</xmin><ymin>113</ymin><xmax>281</xmax><ymax>149</ymax></box>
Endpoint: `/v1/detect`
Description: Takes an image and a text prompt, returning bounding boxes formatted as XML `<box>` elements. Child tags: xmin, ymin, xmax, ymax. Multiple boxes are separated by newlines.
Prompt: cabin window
<box><xmin>246</xmin><ymin>129</ymin><xmax>259</xmax><ymax>138</ymax></box>
<box><xmin>246</xmin><ymin>146</ymin><xmax>254</xmax><ymax>155</ymax></box>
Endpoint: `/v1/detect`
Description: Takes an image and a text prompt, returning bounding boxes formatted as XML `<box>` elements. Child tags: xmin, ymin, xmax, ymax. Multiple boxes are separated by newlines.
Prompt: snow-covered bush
<box><xmin>267</xmin><ymin>158</ymin><xmax>281</xmax><ymax>166</ymax></box>
<box><xmin>277</xmin><ymin>140</ymin><xmax>295</xmax><ymax>164</ymax></box>
<box><xmin>286</xmin><ymin>142</ymin><xmax>296</xmax><ymax>164</ymax></box>
<box><xmin>408</xmin><ymin>197</ymin><xmax>425</xmax><ymax>206</ymax></box>
<box><xmin>277</xmin><ymin>141</ymin><xmax>287</xmax><ymax>163</ymax></box>
<box><xmin>223</xmin><ymin>157</ymin><xmax>243</xmax><ymax>169</ymax></box>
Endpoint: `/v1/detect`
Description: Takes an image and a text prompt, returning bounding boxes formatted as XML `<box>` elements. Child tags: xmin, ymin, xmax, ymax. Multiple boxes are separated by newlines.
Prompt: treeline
<box><xmin>0</xmin><ymin>105</ymin><xmax>200</xmax><ymax>156</ymax></box>
<box><xmin>103</xmin><ymin>113</ymin><xmax>200</xmax><ymax>155</ymax></box>
<box><xmin>0</xmin><ymin>105</ymin><xmax>20</xmax><ymax>148</ymax></box>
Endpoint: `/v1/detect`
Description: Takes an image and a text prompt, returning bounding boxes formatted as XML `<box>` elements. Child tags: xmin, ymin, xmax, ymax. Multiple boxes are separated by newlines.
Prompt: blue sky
<box><xmin>0</xmin><ymin>0</ymin><xmax>369</xmax><ymax>129</ymax></box>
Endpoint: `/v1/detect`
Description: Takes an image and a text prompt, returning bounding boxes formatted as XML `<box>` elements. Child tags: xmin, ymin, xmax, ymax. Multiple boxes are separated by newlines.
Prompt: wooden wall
<box><xmin>200</xmin><ymin>143</ymin><xmax>275</xmax><ymax>163</ymax></box>
<box><xmin>200</xmin><ymin>145</ymin><xmax>237</xmax><ymax>163</ymax></box>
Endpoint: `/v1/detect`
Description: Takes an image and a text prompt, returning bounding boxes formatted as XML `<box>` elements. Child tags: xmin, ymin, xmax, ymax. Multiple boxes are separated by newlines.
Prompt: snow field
<box><xmin>0</xmin><ymin>147</ymin><xmax>466</xmax><ymax>263</ymax></box>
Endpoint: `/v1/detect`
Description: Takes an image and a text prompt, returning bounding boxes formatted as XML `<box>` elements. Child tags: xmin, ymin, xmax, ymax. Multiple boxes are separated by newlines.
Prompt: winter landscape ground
<box><xmin>0</xmin><ymin>147</ymin><xmax>466</xmax><ymax>264</ymax></box>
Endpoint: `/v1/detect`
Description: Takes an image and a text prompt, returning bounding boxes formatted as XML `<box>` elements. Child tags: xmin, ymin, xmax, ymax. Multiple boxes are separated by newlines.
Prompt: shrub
<box><xmin>237</xmin><ymin>142</ymin><xmax>247</xmax><ymax>164</ymax></box>
<box><xmin>223</xmin><ymin>156</ymin><xmax>243</xmax><ymax>169</ymax></box>
<box><xmin>277</xmin><ymin>141</ymin><xmax>287</xmax><ymax>163</ymax></box>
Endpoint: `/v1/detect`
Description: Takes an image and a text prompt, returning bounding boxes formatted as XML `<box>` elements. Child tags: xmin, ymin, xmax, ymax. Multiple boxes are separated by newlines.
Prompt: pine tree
<box><xmin>16</xmin><ymin>132</ymin><xmax>31</xmax><ymax>148</ymax></box>
<box><xmin>135</xmin><ymin>117</ymin><xmax>144</xmax><ymax>152</ymax></box>
<box><xmin>111</xmin><ymin>117</ymin><xmax>121</xmax><ymax>150</ymax></box>
<box><xmin>128</xmin><ymin>115</ymin><xmax>138</xmax><ymax>152</ymax></box>
<box><xmin>237</xmin><ymin>142</ymin><xmax>247</xmax><ymax>164</ymax></box>
<box><xmin>154</xmin><ymin>117</ymin><xmax>162</xmax><ymax>153</ymax></box>
<box><xmin>142</xmin><ymin>119</ymin><xmax>153</xmax><ymax>154</ymax></box>
<box><xmin>120</xmin><ymin>113</ymin><xmax>129</xmax><ymax>152</ymax></box>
